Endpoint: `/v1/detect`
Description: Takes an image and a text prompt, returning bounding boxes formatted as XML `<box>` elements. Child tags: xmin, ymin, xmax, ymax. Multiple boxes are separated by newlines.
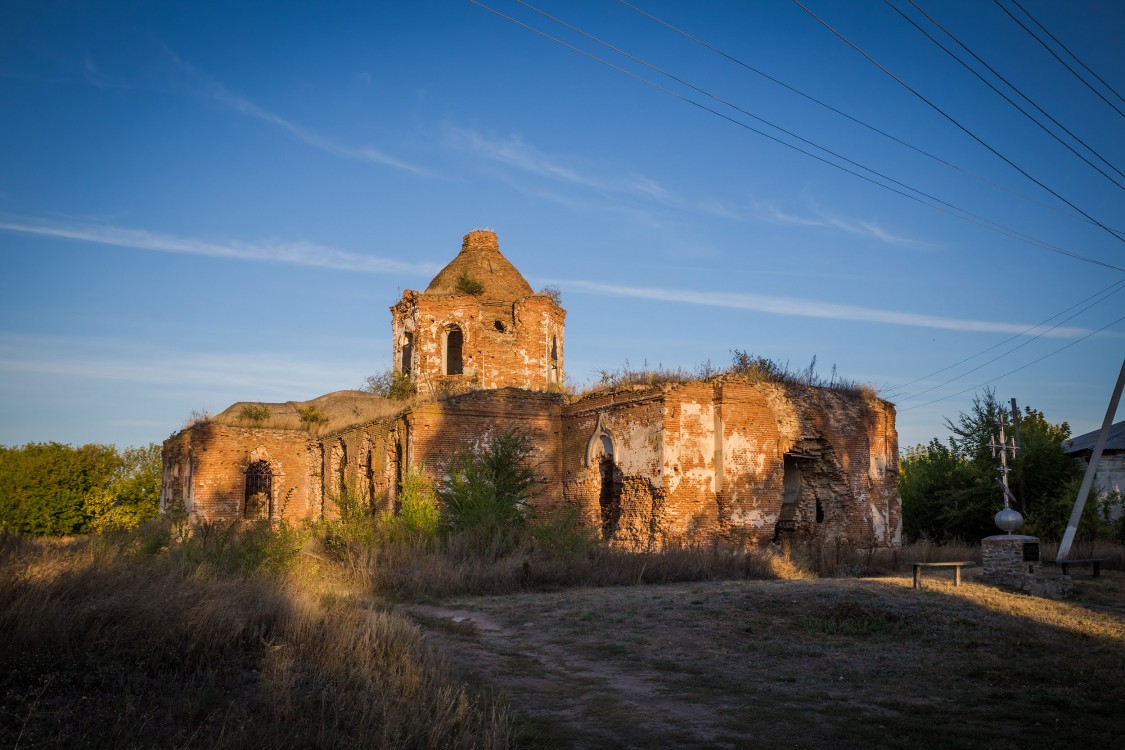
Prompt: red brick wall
<box><xmin>162</xmin><ymin>424</ymin><xmax>321</xmax><ymax>522</ymax></box>
<box><xmin>391</xmin><ymin>291</ymin><xmax>564</xmax><ymax>395</ymax></box>
<box><xmin>408</xmin><ymin>389</ymin><xmax>564</xmax><ymax>507</ymax></box>
<box><xmin>162</xmin><ymin>381</ymin><xmax>899</xmax><ymax>549</ymax></box>
<box><xmin>561</xmin><ymin>378</ymin><xmax>901</xmax><ymax>550</ymax></box>
<box><xmin>562</xmin><ymin>387</ymin><xmax>668</xmax><ymax>548</ymax></box>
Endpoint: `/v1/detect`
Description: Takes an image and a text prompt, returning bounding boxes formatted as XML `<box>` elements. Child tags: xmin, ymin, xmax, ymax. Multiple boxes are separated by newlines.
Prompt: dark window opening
<box><xmin>394</xmin><ymin>441</ymin><xmax>404</xmax><ymax>513</ymax></box>
<box><xmin>245</xmin><ymin>460</ymin><xmax>272</xmax><ymax>519</ymax></box>
<box><xmin>366</xmin><ymin>451</ymin><xmax>376</xmax><ymax>506</ymax></box>
<box><xmin>336</xmin><ymin>442</ymin><xmax>347</xmax><ymax>498</ymax></box>
<box><xmin>401</xmin><ymin>332</ymin><xmax>413</xmax><ymax>374</ymax></box>
<box><xmin>551</xmin><ymin>335</ymin><xmax>558</xmax><ymax>362</ymax></box>
<box><xmin>446</xmin><ymin>327</ymin><xmax>463</xmax><ymax>375</ymax></box>
<box><xmin>815</xmin><ymin>499</ymin><xmax>824</xmax><ymax>523</ymax></box>
<box><xmin>494</xmin><ymin>320</ymin><xmax>506</xmax><ymax>333</ymax></box>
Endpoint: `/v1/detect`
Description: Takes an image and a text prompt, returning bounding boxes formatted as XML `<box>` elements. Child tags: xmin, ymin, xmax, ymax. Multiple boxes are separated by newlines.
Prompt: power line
<box><xmin>890</xmin><ymin>0</ymin><xmax>1125</xmax><ymax>189</ymax></box>
<box><xmin>618</xmin><ymin>0</ymin><xmax>1117</xmax><ymax>233</ymax></box>
<box><xmin>790</xmin><ymin>0</ymin><xmax>1125</xmax><ymax>248</ymax></box>
<box><xmin>1009</xmin><ymin>0</ymin><xmax>1125</xmax><ymax>109</ymax></box>
<box><xmin>515</xmin><ymin>0</ymin><xmax>1008</xmax><ymax>223</ymax></box>
<box><xmin>995</xmin><ymin>0</ymin><xmax>1125</xmax><ymax>118</ymax></box>
<box><xmin>899</xmin><ymin>311</ymin><xmax>1125</xmax><ymax>412</ymax></box>
<box><xmin>470</xmin><ymin>0</ymin><xmax>1125</xmax><ymax>272</ymax></box>
<box><xmin>892</xmin><ymin>280</ymin><xmax>1125</xmax><ymax>402</ymax></box>
<box><xmin>883</xmin><ymin>278</ymin><xmax>1125</xmax><ymax>396</ymax></box>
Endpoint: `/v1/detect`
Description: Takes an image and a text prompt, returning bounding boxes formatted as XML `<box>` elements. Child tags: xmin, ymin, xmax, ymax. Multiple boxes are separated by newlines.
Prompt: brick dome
<box><xmin>424</xmin><ymin>230</ymin><xmax>535</xmax><ymax>302</ymax></box>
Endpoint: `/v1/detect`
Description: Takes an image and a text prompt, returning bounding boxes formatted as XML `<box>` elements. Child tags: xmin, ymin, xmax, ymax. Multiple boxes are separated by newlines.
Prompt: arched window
<box><xmin>245</xmin><ymin>460</ymin><xmax>272</xmax><ymax>519</ymax></box>
<box><xmin>445</xmin><ymin>326</ymin><xmax>463</xmax><ymax>375</ymax></box>
<box><xmin>401</xmin><ymin>332</ymin><xmax>413</xmax><ymax>374</ymax></box>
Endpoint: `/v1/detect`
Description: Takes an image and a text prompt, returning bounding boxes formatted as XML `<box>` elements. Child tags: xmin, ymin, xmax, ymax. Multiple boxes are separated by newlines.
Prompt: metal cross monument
<box><xmin>989</xmin><ymin>414</ymin><xmax>1023</xmax><ymax>532</ymax></box>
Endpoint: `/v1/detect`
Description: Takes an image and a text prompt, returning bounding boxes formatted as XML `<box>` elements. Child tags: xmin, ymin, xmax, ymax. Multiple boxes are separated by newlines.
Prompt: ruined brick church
<box><xmin>162</xmin><ymin>230</ymin><xmax>901</xmax><ymax>548</ymax></box>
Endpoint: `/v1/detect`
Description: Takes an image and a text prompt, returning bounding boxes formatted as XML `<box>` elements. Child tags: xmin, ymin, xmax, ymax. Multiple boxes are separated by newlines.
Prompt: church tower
<box><xmin>390</xmin><ymin>230</ymin><xmax>565</xmax><ymax>394</ymax></box>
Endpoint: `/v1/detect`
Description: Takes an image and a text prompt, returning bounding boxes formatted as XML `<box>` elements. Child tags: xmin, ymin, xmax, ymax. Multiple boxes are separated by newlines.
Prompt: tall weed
<box><xmin>0</xmin><ymin>525</ymin><xmax>510</xmax><ymax>749</ymax></box>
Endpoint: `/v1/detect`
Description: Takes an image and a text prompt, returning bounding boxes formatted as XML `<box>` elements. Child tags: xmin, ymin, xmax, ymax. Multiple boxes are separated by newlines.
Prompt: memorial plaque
<box><xmin>1023</xmin><ymin>542</ymin><xmax>1040</xmax><ymax>562</ymax></box>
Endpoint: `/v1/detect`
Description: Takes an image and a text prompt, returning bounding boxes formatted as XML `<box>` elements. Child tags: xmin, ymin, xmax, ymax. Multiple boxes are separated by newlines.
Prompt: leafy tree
<box><xmin>85</xmin><ymin>444</ymin><xmax>163</xmax><ymax>532</ymax></box>
<box><xmin>0</xmin><ymin>442</ymin><xmax>162</xmax><ymax>536</ymax></box>
<box><xmin>0</xmin><ymin>443</ymin><xmax>115</xmax><ymax>535</ymax></box>
<box><xmin>899</xmin><ymin>389</ymin><xmax>1087</xmax><ymax>541</ymax></box>
<box><xmin>439</xmin><ymin>429</ymin><xmax>537</xmax><ymax>553</ymax></box>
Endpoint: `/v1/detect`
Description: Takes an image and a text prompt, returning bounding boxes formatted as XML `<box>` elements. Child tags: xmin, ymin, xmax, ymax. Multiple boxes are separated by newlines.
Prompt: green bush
<box><xmin>439</xmin><ymin>429</ymin><xmax>537</xmax><ymax>554</ymax></box>
<box><xmin>237</xmin><ymin>403</ymin><xmax>271</xmax><ymax>426</ymax></box>
<box><xmin>297</xmin><ymin>406</ymin><xmax>329</xmax><ymax>428</ymax></box>
<box><xmin>455</xmin><ymin>270</ymin><xmax>485</xmax><ymax>296</ymax></box>
<box><xmin>530</xmin><ymin>504</ymin><xmax>596</xmax><ymax>560</ymax></box>
<box><xmin>381</xmin><ymin>467</ymin><xmax>440</xmax><ymax>545</ymax></box>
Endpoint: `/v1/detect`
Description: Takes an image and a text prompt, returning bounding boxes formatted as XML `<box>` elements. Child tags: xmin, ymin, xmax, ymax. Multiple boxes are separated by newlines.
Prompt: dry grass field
<box><xmin>0</xmin><ymin>527</ymin><xmax>510</xmax><ymax>749</ymax></box>
<box><xmin>2</xmin><ymin>523</ymin><xmax>1123</xmax><ymax>749</ymax></box>
<box><xmin>406</xmin><ymin>569</ymin><xmax>1125</xmax><ymax>749</ymax></box>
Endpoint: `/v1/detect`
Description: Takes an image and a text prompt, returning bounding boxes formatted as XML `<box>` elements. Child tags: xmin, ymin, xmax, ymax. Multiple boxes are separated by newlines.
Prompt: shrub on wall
<box><xmin>297</xmin><ymin>406</ymin><xmax>329</xmax><ymax>428</ymax></box>
<box><xmin>237</xmin><ymin>403</ymin><xmax>271</xmax><ymax>426</ymax></box>
<box><xmin>362</xmin><ymin>369</ymin><xmax>417</xmax><ymax>400</ymax></box>
<box><xmin>439</xmin><ymin>429</ymin><xmax>536</xmax><ymax>554</ymax></box>
<box><xmin>455</xmin><ymin>270</ymin><xmax>485</xmax><ymax>296</ymax></box>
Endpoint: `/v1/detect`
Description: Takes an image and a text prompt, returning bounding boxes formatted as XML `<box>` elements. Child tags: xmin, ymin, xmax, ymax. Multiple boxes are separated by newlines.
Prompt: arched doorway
<box><xmin>597</xmin><ymin>435</ymin><xmax>622</xmax><ymax>538</ymax></box>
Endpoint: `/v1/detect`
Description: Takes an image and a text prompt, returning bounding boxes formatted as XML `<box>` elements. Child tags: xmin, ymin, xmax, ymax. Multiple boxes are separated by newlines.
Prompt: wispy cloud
<box><xmin>445</xmin><ymin>126</ymin><xmax>676</xmax><ymax>202</ymax></box>
<box><xmin>0</xmin><ymin>351</ymin><xmax>351</xmax><ymax>396</ymax></box>
<box><xmin>165</xmin><ymin>49</ymin><xmax>429</xmax><ymax>176</ymax></box>
<box><xmin>0</xmin><ymin>333</ymin><xmax>365</xmax><ymax>395</ymax></box>
<box><xmin>0</xmin><ymin>218</ymin><xmax>439</xmax><ymax>276</ymax></box>
<box><xmin>553</xmin><ymin>279</ymin><xmax>1089</xmax><ymax>337</ymax></box>
<box><xmin>751</xmin><ymin>200</ymin><xmax>931</xmax><ymax>249</ymax></box>
<box><xmin>446</xmin><ymin>127</ymin><xmax>926</xmax><ymax>247</ymax></box>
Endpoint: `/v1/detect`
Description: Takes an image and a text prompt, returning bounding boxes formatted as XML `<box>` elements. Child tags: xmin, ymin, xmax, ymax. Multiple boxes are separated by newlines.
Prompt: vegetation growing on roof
<box><xmin>237</xmin><ymin>403</ymin><xmax>271</xmax><ymax>426</ymax></box>
<box><xmin>586</xmin><ymin>352</ymin><xmax>877</xmax><ymax>397</ymax></box>
<box><xmin>297</xmin><ymin>406</ymin><xmax>329</xmax><ymax>428</ymax></box>
<box><xmin>362</xmin><ymin>369</ymin><xmax>417</xmax><ymax>401</ymax></box>
<box><xmin>539</xmin><ymin>284</ymin><xmax>562</xmax><ymax>305</ymax></box>
<box><xmin>455</xmin><ymin>270</ymin><xmax>485</xmax><ymax>296</ymax></box>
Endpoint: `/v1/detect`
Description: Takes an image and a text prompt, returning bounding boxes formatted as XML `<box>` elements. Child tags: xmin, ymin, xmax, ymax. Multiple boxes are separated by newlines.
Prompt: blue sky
<box><xmin>2</xmin><ymin>0</ymin><xmax>1122</xmax><ymax>451</ymax></box>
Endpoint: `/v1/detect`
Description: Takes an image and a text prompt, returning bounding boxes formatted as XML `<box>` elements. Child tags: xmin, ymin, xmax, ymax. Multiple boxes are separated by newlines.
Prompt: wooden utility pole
<box><xmin>1057</xmin><ymin>356</ymin><xmax>1125</xmax><ymax>561</ymax></box>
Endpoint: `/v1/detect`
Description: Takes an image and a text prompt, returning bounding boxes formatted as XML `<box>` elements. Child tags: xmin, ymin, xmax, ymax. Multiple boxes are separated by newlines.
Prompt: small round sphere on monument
<box><xmin>994</xmin><ymin>507</ymin><xmax>1024</xmax><ymax>533</ymax></box>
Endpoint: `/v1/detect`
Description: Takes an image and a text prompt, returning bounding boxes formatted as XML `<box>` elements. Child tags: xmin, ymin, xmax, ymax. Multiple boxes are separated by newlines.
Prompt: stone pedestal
<box><xmin>982</xmin><ymin>534</ymin><xmax>1072</xmax><ymax>599</ymax></box>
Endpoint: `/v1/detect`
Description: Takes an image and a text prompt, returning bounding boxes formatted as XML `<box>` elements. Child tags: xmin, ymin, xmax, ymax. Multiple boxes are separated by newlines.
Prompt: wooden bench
<box><xmin>1047</xmin><ymin>559</ymin><xmax>1105</xmax><ymax>577</ymax></box>
<box><xmin>910</xmin><ymin>561</ymin><xmax>974</xmax><ymax>590</ymax></box>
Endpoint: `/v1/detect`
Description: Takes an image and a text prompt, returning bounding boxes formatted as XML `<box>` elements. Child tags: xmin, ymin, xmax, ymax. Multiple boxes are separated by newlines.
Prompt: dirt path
<box><xmin>403</xmin><ymin>575</ymin><xmax>1125</xmax><ymax>749</ymax></box>
<box><xmin>410</xmin><ymin>601</ymin><xmax>732</xmax><ymax>747</ymax></box>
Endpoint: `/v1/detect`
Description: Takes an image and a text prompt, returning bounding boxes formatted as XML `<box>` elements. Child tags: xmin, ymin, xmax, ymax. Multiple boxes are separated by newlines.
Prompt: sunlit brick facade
<box><xmin>162</xmin><ymin>229</ymin><xmax>901</xmax><ymax>549</ymax></box>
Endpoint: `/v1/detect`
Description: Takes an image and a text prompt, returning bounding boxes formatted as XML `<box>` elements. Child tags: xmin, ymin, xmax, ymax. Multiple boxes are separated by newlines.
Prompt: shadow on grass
<box><xmin>0</xmin><ymin>531</ymin><xmax>510</xmax><ymax>749</ymax></box>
